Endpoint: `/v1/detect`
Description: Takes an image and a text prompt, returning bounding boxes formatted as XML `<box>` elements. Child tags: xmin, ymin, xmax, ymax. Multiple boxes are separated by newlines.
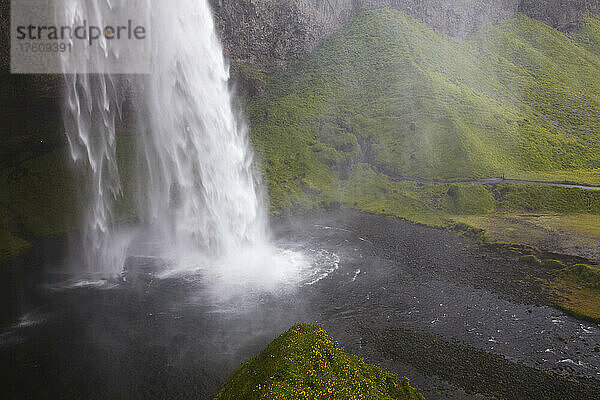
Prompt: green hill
<box><xmin>215</xmin><ymin>324</ymin><xmax>425</xmax><ymax>400</ymax></box>
<box><xmin>248</xmin><ymin>11</ymin><xmax>600</xmax><ymax>211</ymax></box>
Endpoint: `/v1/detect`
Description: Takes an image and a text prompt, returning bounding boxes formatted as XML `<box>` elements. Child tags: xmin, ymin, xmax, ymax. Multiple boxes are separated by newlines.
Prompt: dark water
<box><xmin>1</xmin><ymin>212</ymin><xmax>599</xmax><ymax>399</ymax></box>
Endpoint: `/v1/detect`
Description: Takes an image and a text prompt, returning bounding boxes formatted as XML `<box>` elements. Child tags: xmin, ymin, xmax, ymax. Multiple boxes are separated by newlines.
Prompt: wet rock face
<box><xmin>233</xmin><ymin>70</ymin><xmax>266</xmax><ymax>97</ymax></box>
<box><xmin>362</xmin><ymin>0</ymin><xmax>521</xmax><ymax>38</ymax></box>
<box><xmin>1</xmin><ymin>0</ymin><xmax>600</xmax><ymax>99</ymax></box>
<box><xmin>210</xmin><ymin>0</ymin><xmax>600</xmax><ymax>72</ymax></box>
<box><xmin>209</xmin><ymin>0</ymin><xmax>358</xmax><ymax>69</ymax></box>
<box><xmin>520</xmin><ymin>0</ymin><xmax>600</xmax><ymax>33</ymax></box>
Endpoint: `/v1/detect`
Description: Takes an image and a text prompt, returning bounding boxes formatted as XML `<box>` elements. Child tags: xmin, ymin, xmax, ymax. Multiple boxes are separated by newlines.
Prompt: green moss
<box><xmin>338</xmin><ymin>165</ymin><xmax>444</xmax><ymax>225</ymax></box>
<box><xmin>553</xmin><ymin>264</ymin><xmax>600</xmax><ymax>321</ymax></box>
<box><xmin>507</xmin><ymin>169</ymin><xmax>600</xmax><ymax>187</ymax></box>
<box><xmin>440</xmin><ymin>184</ymin><xmax>496</xmax><ymax>215</ymax></box>
<box><xmin>0</xmin><ymin>146</ymin><xmax>79</xmax><ymax>237</ymax></box>
<box><xmin>248</xmin><ymin>11</ymin><xmax>600</xmax><ymax>215</ymax></box>
<box><xmin>0</xmin><ymin>134</ymin><xmax>136</xmax><ymax>248</ymax></box>
<box><xmin>215</xmin><ymin>324</ymin><xmax>425</xmax><ymax>400</ymax></box>
<box><xmin>541</xmin><ymin>259</ymin><xmax>566</xmax><ymax>269</ymax></box>
<box><xmin>558</xmin><ymin>264</ymin><xmax>600</xmax><ymax>290</ymax></box>
<box><xmin>497</xmin><ymin>184</ymin><xmax>600</xmax><ymax>214</ymax></box>
<box><xmin>571</xmin><ymin>16</ymin><xmax>600</xmax><ymax>58</ymax></box>
<box><xmin>447</xmin><ymin>222</ymin><xmax>489</xmax><ymax>242</ymax></box>
<box><xmin>238</xmin><ymin>64</ymin><xmax>269</xmax><ymax>83</ymax></box>
<box><xmin>0</xmin><ymin>230</ymin><xmax>30</xmax><ymax>262</ymax></box>
<box><xmin>520</xmin><ymin>254</ymin><xmax>541</xmax><ymax>266</ymax></box>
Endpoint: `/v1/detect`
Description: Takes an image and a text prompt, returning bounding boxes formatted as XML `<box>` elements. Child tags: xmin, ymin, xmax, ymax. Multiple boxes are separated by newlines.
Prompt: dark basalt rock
<box><xmin>232</xmin><ymin>70</ymin><xmax>266</xmax><ymax>97</ymax></box>
<box><xmin>519</xmin><ymin>0</ymin><xmax>600</xmax><ymax>33</ymax></box>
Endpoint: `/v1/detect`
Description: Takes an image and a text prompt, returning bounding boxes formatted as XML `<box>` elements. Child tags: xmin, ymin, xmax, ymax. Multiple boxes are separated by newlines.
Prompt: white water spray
<box><xmin>60</xmin><ymin>0</ymin><xmax>130</xmax><ymax>275</ymax></box>
<box><xmin>136</xmin><ymin>0</ymin><xmax>268</xmax><ymax>258</ymax></box>
<box><xmin>61</xmin><ymin>0</ymin><xmax>303</xmax><ymax>286</ymax></box>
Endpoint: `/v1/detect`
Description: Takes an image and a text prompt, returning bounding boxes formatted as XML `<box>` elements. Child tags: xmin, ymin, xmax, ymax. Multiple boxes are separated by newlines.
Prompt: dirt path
<box><xmin>388</xmin><ymin>176</ymin><xmax>600</xmax><ymax>190</ymax></box>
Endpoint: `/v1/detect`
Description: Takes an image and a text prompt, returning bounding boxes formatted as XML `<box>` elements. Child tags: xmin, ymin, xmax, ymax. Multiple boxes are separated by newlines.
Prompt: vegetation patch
<box><xmin>0</xmin><ymin>147</ymin><xmax>78</xmax><ymax>237</ymax></box>
<box><xmin>248</xmin><ymin>11</ymin><xmax>600</xmax><ymax>214</ymax></box>
<box><xmin>541</xmin><ymin>259</ymin><xmax>566</xmax><ymax>269</ymax></box>
<box><xmin>0</xmin><ymin>134</ymin><xmax>136</xmax><ymax>249</ymax></box>
<box><xmin>552</xmin><ymin>264</ymin><xmax>600</xmax><ymax>321</ymax></box>
<box><xmin>520</xmin><ymin>254</ymin><xmax>541</xmax><ymax>266</ymax></box>
<box><xmin>215</xmin><ymin>324</ymin><xmax>425</xmax><ymax>400</ymax></box>
<box><xmin>440</xmin><ymin>184</ymin><xmax>496</xmax><ymax>215</ymax></box>
<box><xmin>507</xmin><ymin>169</ymin><xmax>600</xmax><ymax>187</ymax></box>
<box><xmin>243</xmin><ymin>10</ymin><xmax>600</xmax><ymax>247</ymax></box>
<box><xmin>497</xmin><ymin>184</ymin><xmax>600</xmax><ymax>214</ymax></box>
<box><xmin>0</xmin><ymin>229</ymin><xmax>30</xmax><ymax>262</ymax></box>
<box><xmin>557</xmin><ymin>264</ymin><xmax>600</xmax><ymax>290</ymax></box>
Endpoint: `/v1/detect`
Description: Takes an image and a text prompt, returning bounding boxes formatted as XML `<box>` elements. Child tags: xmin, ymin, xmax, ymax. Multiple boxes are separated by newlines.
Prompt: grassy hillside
<box><xmin>572</xmin><ymin>16</ymin><xmax>600</xmax><ymax>58</ymax></box>
<box><xmin>248</xmin><ymin>11</ymin><xmax>600</xmax><ymax>212</ymax></box>
<box><xmin>215</xmin><ymin>324</ymin><xmax>425</xmax><ymax>400</ymax></box>
<box><xmin>554</xmin><ymin>264</ymin><xmax>600</xmax><ymax>321</ymax></box>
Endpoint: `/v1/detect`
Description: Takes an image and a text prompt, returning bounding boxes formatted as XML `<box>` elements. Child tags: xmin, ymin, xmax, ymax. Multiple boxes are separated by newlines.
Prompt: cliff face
<box><xmin>519</xmin><ymin>0</ymin><xmax>600</xmax><ymax>33</ymax></box>
<box><xmin>211</xmin><ymin>0</ymin><xmax>600</xmax><ymax>71</ymax></box>
<box><xmin>2</xmin><ymin>0</ymin><xmax>600</xmax><ymax>97</ymax></box>
<box><xmin>210</xmin><ymin>0</ymin><xmax>358</xmax><ymax>69</ymax></box>
<box><xmin>362</xmin><ymin>0</ymin><xmax>520</xmax><ymax>38</ymax></box>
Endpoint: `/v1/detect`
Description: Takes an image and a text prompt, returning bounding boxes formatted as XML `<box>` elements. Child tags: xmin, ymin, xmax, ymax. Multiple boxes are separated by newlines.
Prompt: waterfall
<box><xmin>136</xmin><ymin>0</ymin><xmax>268</xmax><ymax>258</ymax></box>
<box><xmin>60</xmin><ymin>0</ymin><xmax>130</xmax><ymax>275</ymax></box>
<box><xmin>61</xmin><ymin>0</ymin><xmax>272</xmax><ymax>277</ymax></box>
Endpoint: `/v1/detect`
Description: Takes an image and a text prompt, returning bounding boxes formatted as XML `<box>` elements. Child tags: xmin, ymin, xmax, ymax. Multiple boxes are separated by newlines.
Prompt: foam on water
<box><xmin>60</xmin><ymin>0</ymin><xmax>317</xmax><ymax>292</ymax></box>
<box><xmin>56</xmin><ymin>0</ymin><xmax>339</xmax><ymax>297</ymax></box>
<box><xmin>135</xmin><ymin>0</ymin><xmax>269</xmax><ymax>260</ymax></box>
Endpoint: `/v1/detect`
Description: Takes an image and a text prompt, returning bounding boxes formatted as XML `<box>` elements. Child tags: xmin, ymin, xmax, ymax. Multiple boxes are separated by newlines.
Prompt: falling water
<box><xmin>60</xmin><ymin>0</ymin><xmax>292</xmax><ymax>283</ymax></box>
<box><xmin>136</xmin><ymin>0</ymin><xmax>268</xmax><ymax>258</ymax></box>
<box><xmin>60</xmin><ymin>0</ymin><xmax>130</xmax><ymax>275</ymax></box>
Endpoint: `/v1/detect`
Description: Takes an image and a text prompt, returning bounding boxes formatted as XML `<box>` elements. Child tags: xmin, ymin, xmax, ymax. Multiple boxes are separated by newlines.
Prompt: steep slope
<box><xmin>248</xmin><ymin>10</ymin><xmax>600</xmax><ymax>210</ymax></box>
<box><xmin>215</xmin><ymin>324</ymin><xmax>425</xmax><ymax>400</ymax></box>
<box><xmin>572</xmin><ymin>15</ymin><xmax>600</xmax><ymax>57</ymax></box>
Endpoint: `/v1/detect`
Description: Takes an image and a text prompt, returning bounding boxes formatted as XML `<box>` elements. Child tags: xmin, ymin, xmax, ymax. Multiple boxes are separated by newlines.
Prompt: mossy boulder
<box><xmin>552</xmin><ymin>263</ymin><xmax>600</xmax><ymax>322</ymax></box>
<box><xmin>215</xmin><ymin>324</ymin><xmax>426</xmax><ymax>400</ymax></box>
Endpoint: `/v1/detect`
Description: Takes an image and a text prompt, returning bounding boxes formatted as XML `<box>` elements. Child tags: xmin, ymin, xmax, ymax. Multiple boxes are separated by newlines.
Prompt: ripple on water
<box><xmin>45</xmin><ymin>279</ymin><xmax>120</xmax><ymax>292</ymax></box>
<box><xmin>120</xmin><ymin>241</ymin><xmax>342</xmax><ymax>312</ymax></box>
<box><xmin>303</xmin><ymin>249</ymin><xmax>340</xmax><ymax>286</ymax></box>
<box><xmin>0</xmin><ymin>311</ymin><xmax>46</xmax><ymax>347</ymax></box>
